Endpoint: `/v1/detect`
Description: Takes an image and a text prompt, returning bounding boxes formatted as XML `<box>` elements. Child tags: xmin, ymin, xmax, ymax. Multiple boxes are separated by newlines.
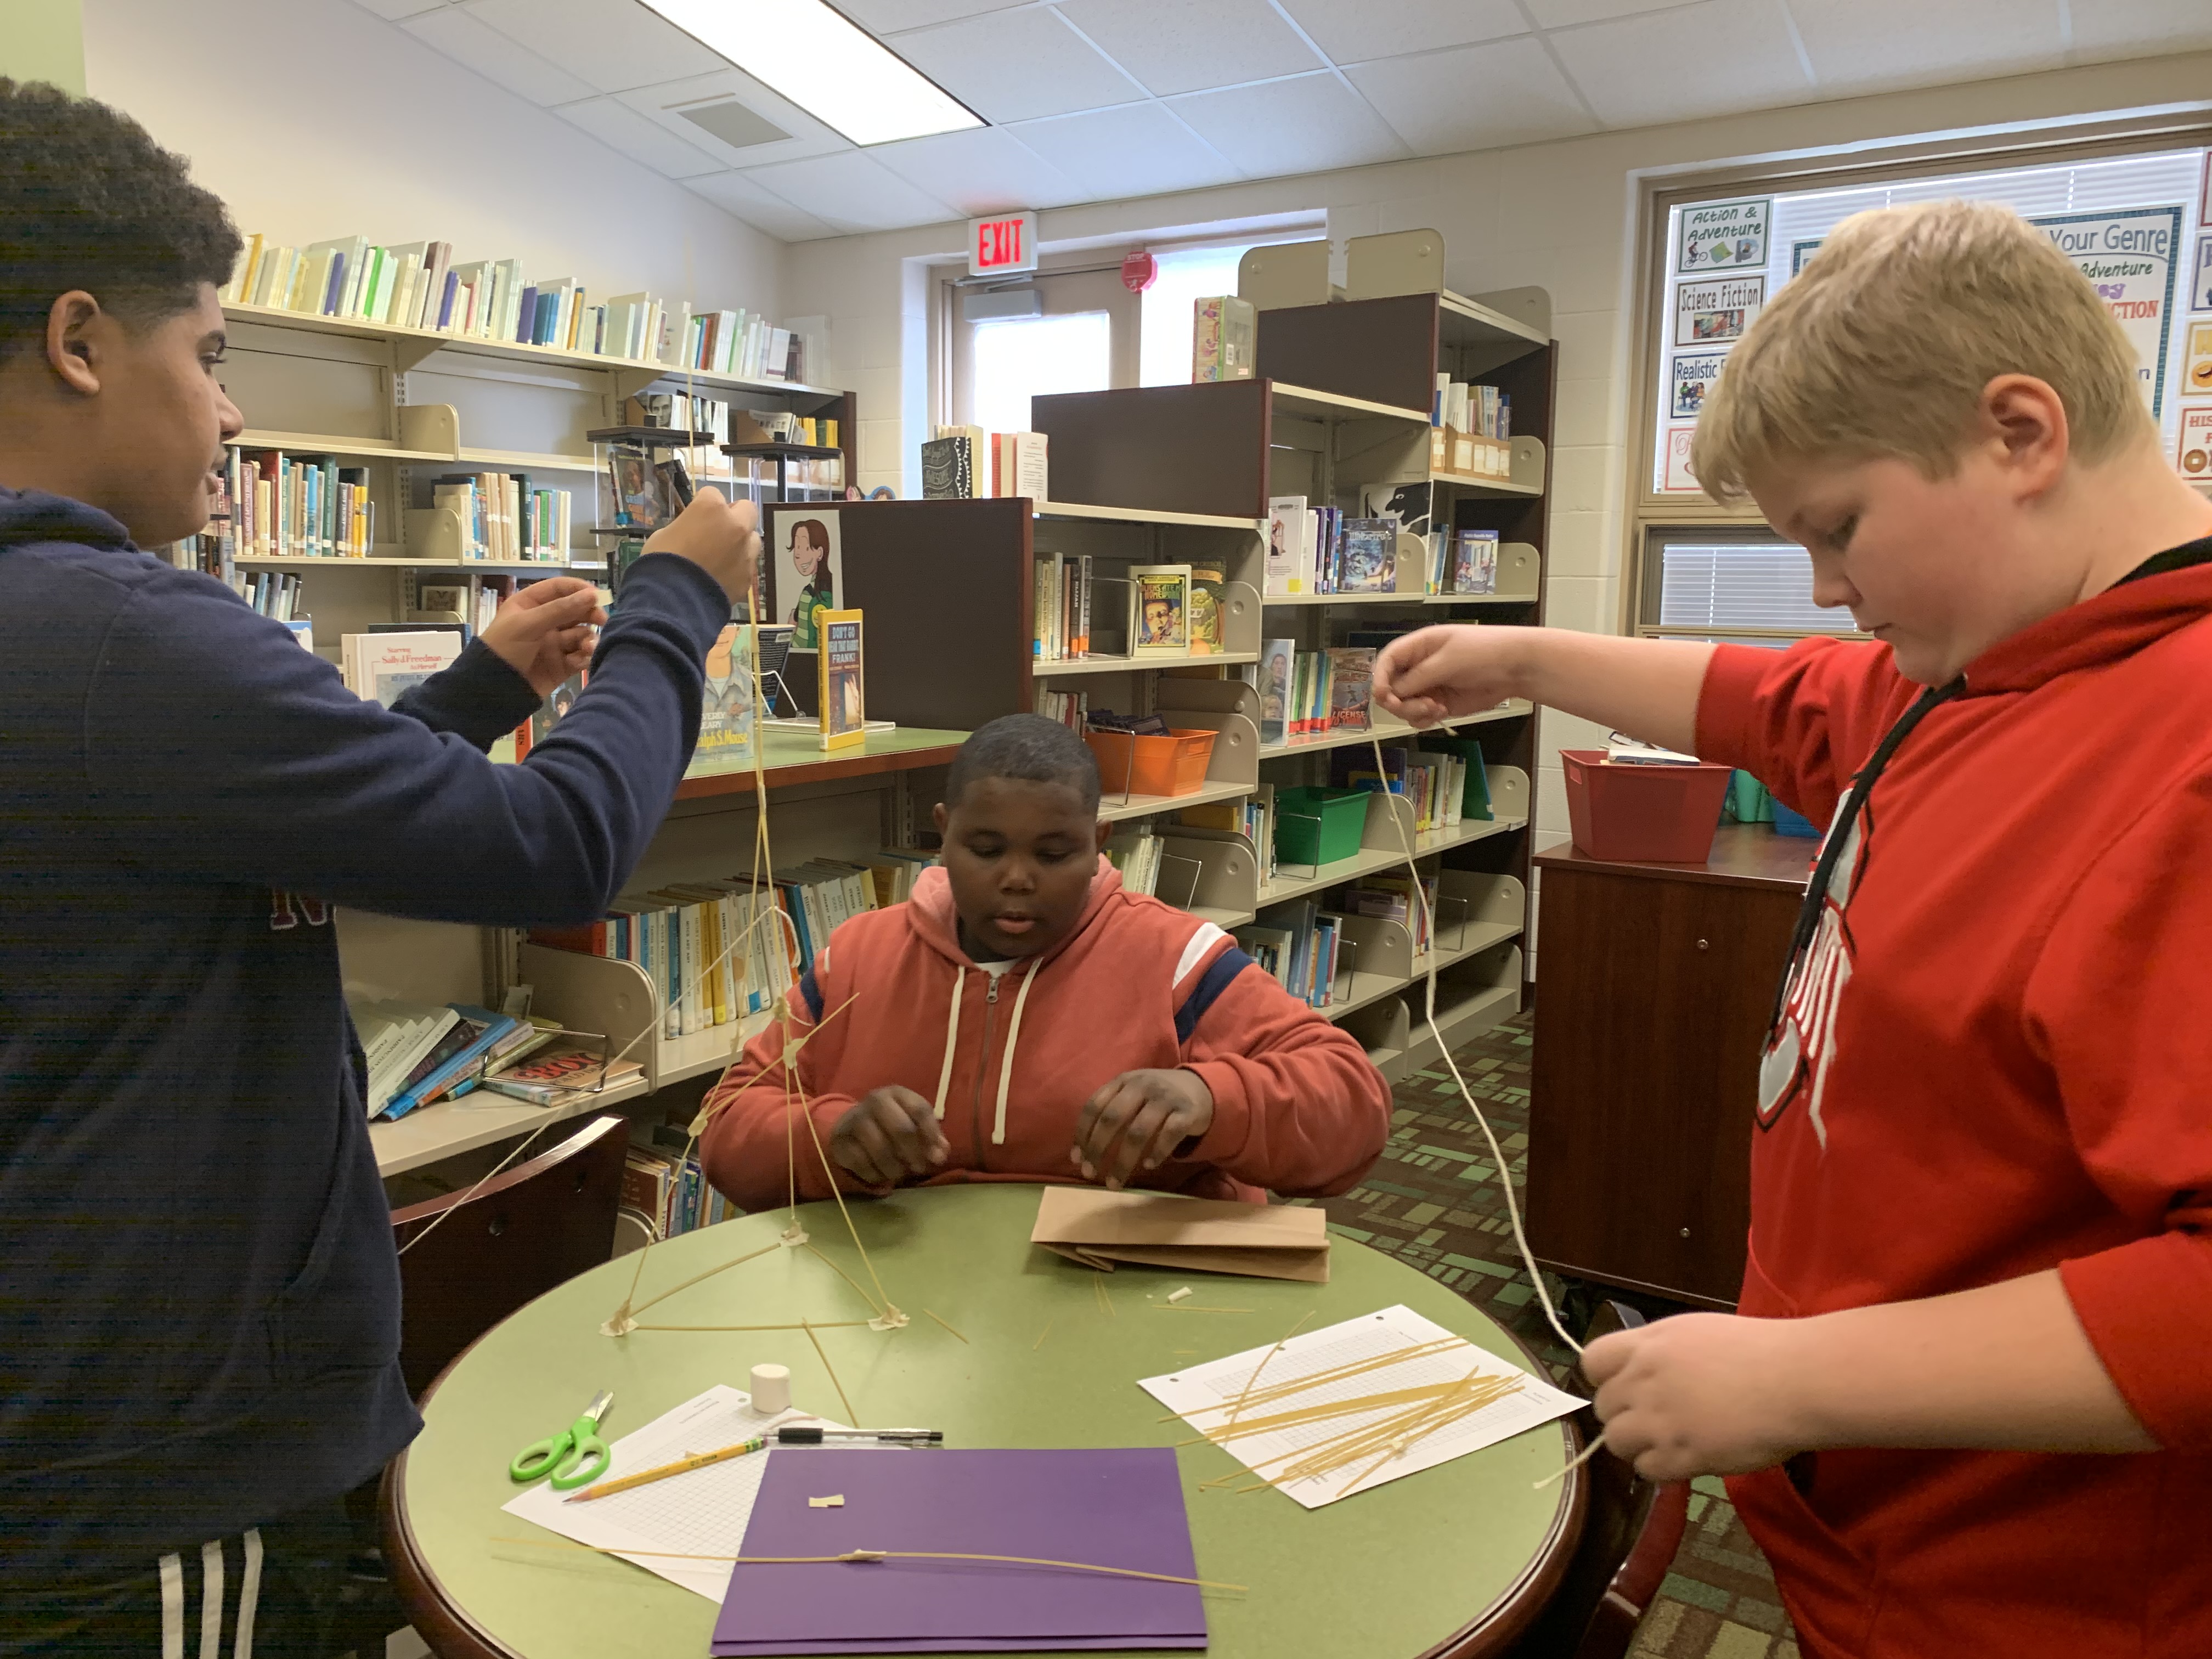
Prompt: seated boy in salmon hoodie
<box><xmin>1375</xmin><ymin>201</ymin><xmax>2212</xmax><ymax>1657</ymax></box>
<box><xmin>698</xmin><ymin>714</ymin><xmax>1390</xmax><ymax>1208</ymax></box>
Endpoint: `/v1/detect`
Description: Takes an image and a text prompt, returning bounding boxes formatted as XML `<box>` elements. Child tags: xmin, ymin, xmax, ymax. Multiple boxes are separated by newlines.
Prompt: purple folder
<box><xmin>710</xmin><ymin>1448</ymin><xmax>1207</xmax><ymax>1655</ymax></box>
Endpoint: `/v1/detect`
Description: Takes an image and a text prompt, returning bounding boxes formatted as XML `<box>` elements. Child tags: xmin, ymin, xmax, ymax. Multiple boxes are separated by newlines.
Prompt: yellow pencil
<box><xmin>565</xmin><ymin>1436</ymin><xmax>766</xmax><ymax>1502</ymax></box>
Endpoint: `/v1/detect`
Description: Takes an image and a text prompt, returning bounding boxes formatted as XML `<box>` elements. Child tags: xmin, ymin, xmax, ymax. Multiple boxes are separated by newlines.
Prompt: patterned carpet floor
<box><xmin>1297</xmin><ymin>1012</ymin><xmax>1801</xmax><ymax>1659</ymax></box>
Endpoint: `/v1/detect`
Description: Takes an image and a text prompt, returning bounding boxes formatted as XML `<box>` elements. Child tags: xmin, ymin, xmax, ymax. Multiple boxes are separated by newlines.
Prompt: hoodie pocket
<box><xmin>264</xmin><ymin>1080</ymin><xmax>403</xmax><ymax>1386</ymax></box>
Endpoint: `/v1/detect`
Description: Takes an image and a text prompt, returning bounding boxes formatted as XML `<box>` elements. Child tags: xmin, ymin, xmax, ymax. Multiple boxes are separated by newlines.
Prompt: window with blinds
<box><xmin>1650</xmin><ymin>539</ymin><xmax>1857</xmax><ymax>636</ymax></box>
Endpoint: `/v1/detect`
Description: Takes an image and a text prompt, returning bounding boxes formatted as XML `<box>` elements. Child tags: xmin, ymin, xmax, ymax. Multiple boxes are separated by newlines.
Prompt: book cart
<box><xmin>1032</xmin><ymin>286</ymin><xmax>1555</xmax><ymax>1083</ymax></box>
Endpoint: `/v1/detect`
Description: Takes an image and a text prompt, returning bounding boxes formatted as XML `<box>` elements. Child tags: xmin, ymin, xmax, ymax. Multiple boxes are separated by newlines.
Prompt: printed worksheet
<box><xmin>502</xmin><ymin>1385</ymin><xmax>850</xmax><ymax>1600</ymax></box>
<box><xmin>1139</xmin><ymin>1305</ymin><xmax>1583</xmax><ymax>1509</ymax></box>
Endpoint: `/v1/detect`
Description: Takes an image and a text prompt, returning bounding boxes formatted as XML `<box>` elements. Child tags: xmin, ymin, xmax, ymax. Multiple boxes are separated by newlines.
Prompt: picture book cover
<box><xmin>345</xmin><ymin>629</ymin><xmax>462</xmax><ymax>708</ymax></box>
<box><xmin>1265</xmin><ymin>495</ymin><xmax>1307</xmax><ymax>594</ymax></box>
<box><xmin>817</xmin><ymin>608</ymin><xmax>864</xmax><ymax>752</ymax></box>
<box><xmin>525</xmin><ymin>670</ymin><xmax>584</xmax><ymax>757</ymax></box>
<box><xmin>690</xmin><ymin>623</ymin><xmax>755</xmax><ymax>775</ymax></box>
<box><xmin>606</xmin><ymin>444</ymin><xmax>661</xmax><ymax>529</ymax></box>
<box><xmin>770</xmin><ymin>506</ymin><xmax>841</xmax><ymax>651</ymax></box>
<box><xmin>1130</xmin><ymin>563</ymin><xmax>1193</xmax><ymax>656</ymax></box>
<box><xmin>1340</xmin><ymin>518</ymin><xmax>1397</xmax><ymax>594</ymax></box>
<box><xmin>1326</xmin><ymin>647</ymin><xmax>1375</xmax><ymax>730</ymax></box>
<box><xmin>481</xmin><ymin>1045</ymin><xmax>643</xmax><ymax>1105</ymax></box>
<box><xmin>1259</xmin><ymin>637</ymin><xmax>1295</xmax><ymax>746</ymax></box>
<box><xmin>1454</xmin><ymin>529</ymin><xmax>1499</xmax><ymax>594</ymax></box>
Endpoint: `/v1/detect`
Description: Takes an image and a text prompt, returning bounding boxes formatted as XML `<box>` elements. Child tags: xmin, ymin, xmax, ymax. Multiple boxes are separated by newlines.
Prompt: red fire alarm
<box><xmin>1120</xmin><ymin>249</ymin><xmax>1158</xmax><ymax>293</ymax></box>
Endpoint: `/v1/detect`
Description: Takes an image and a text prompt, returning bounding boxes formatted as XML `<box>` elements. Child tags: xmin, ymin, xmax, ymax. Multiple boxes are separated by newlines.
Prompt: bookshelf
<box><xmin>1020</xmin><ymin>290</ymin><xmax>1558</xmax><ymax>1080</ymax></box>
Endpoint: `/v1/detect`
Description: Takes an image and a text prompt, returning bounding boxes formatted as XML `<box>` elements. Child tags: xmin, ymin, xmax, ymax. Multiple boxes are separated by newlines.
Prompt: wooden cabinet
<box><xmin>1527</xmin><ymin>827</ymin><xmax>1810</xmax><ymax>1308</ymax></box>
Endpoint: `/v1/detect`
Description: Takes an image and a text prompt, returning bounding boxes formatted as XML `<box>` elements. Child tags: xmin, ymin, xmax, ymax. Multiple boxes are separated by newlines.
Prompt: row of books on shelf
<box><xmin>1432</xmin><ymin>379</ymin><xmax>1514</xmax><ymax>479</ymax></box>
<box><xmin>217</xmin><ymin>449</ymin><xmax>375</xmax><ymax>560</ymax></box>
<box><xmin>921</xmin><ymin>426</ymin><xmax>1048</xmax><ymax>501</ymax></box>
<box><xmin>1424</xmin><ymin>528</ymin><xmax>1501</xmax><ymax>595</ymax></box>
<box><xmin>1034</xmin><ymin>687</ymin><xmax>1091</xmax><ymax>732</ymax></box>
<box><xmin>527</xmin><ymin>850</ymin><xmax>939</xmax><ymax>1041</ymax></box>
<box><xmin>347</xmin><ymin>993</ymin><xmax>579</xmax><ymax>1120</ymax></box>
<box><xmin>430</xmin><ymin>472</ymin><xmax>574</xmax><ymax>563</ymax></box>
<box><xmin>1237</xmin><ymin>899</ymin><xmax>1345</xmax><ymax>1010</ymax></box>
<box><xmin>626</xmin><ymin>1128</ymin><xmax>740</xmax><ymax>1240</ymax></box>
<box><xmin>1346</xmin><ymin>872</ymin><xmax>1443</xmax><ymax>955</ymax></box>
<box><xmin>1263</xmin><ymin>496</ymin><xmax>1400</xmax><ymax>596</ymax></box>
<box><xmin>1335</xmin><ymin>742</ymin><xmax>1491</xmax><ymax>837</ymax></box>
<box><xmin>1177</xmin><ymin>791</ymin><xmax>1281</xmax><ymax>885</ymax></box>
<box><xmin>1263</xmin><ymin>641</ymin><xmax>1377</xmax><ymax>741</ymax></box>
<box><xmin>1034</xmin><ymin>558</ymin><xmax>1230</xmax><ymax>661</ymax></box>
<box><xmin>223</xmin><ymin>233</ymin><xmax>801</xmax><ymax>381</ymax></box>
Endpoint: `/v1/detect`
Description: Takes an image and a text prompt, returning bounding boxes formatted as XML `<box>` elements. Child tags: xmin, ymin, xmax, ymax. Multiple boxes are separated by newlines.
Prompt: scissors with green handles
<box><xmin>509</xmin><ymin>1390</ymin><xmax>614</xmax><ymax>1491</ymax></box>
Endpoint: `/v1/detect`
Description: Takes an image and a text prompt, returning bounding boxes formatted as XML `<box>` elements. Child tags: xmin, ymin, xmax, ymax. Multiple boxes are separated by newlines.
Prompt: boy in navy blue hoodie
<box><xmin>0</xmin><ymin>82</ymin><xmax>758</xmax><ymax>1656</ymax></box>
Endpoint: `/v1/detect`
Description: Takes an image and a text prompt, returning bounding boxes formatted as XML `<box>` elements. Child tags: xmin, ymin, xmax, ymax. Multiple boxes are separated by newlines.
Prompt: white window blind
<box><xmin>1657</xmin><ymin>542</ymin><xmax>1856</xmax><ymax>634</ymax></box>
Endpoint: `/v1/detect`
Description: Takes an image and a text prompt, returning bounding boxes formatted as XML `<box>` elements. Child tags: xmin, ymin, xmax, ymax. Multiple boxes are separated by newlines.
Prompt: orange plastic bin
<box><xmin>1085</xmin><ymin>727</ymin><xmax>1218</xmax><ymax>799</ymax></box>
<box><xmin>1560</xmin><ymin>748</ymin><xmax>1733</xmax><ymax>862</ymax></box>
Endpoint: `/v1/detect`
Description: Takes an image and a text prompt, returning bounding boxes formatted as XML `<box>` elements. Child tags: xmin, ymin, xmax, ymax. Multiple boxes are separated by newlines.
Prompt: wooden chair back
<box><xmin>1505</xmin><ymin>1302</ymin><xmax>1692</xmax><ymax>1659</ymax></box>
<box><xmin>389</xmin><ymin>1115</ymin><xmax>629</xmax><ymax>1398</ymax></box>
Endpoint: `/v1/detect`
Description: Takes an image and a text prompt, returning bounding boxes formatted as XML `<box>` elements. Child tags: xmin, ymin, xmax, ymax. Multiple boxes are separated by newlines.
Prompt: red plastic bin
<box><xmin>1085</xmin><ymin>727</ymin><xmax>1218</xmax><ymax>799</ymax></box>
<box><xmin>1560</xmin><ymin>749</ymin><xmax>1733</xmax><ymax>862</ymax></box>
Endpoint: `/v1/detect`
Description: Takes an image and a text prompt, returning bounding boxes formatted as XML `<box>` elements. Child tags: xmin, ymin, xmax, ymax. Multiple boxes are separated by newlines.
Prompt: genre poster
<box><xmin>771</xmin><ymin>506</ymin><xmax>842</xmax><ymax>651</ymax></box>
<box><xmin>2037</xmin><ymin>207</ymin><xmax>2184</xmax><ymax>418</ymax></box>
<box><xmin>2192</xmin><ymin>235</ymin><xmax>2212</xmax><ymax>313</ymax></box>
<box><xmin>1671</xmin><ymin>350</ymin><xmax>1730</xmax><ymax>420</ymax></box>
<box><xmin>1675</xmin><ymin>275</ymin><xmax>1765</xmax><ymax>345</ymax></box>
<box><xmin>2177</xmin><ymin>405</ymin><xmax>2212</xmax><ymax>481</ymax></box>
<box><xmin>1679</xmin><ymin>198</ymin><xmax>1771</xmax><ymax>272</ymax></box>
<box><xmin>1661</xmin><ymin>426</ymin><xmax>1701</xmax><ymax>494</ymax></box>
<box><xmin>2188</xmin><ymin>319</ymin><xmax>2212</xmax><ymax>398</ymax></box>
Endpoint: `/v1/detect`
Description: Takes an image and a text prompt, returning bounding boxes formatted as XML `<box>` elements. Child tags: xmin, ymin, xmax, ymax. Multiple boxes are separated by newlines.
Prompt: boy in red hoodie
<box><xmin>698</xmin><ymin>714</ymin><xmax>1390</xmax><ymax>1210</ymax></box>
<box><xmin>1375</xmin><ymin>201</ymin><xmax>2212</xmax><ymax>1658</ymax></box>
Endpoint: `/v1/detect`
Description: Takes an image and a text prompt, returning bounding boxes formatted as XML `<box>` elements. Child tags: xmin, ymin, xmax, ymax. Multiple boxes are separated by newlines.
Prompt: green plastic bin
<box><xmin>1275</xmin><ymin>786</ymin><xmax>1370</xmax><ymax>868</ymax></box>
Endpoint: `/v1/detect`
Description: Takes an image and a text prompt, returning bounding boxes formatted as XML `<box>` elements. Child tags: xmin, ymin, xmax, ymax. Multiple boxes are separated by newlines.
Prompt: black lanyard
<box><xmin>1767</xmin><ymin>677</ymin><xmax>1966</xmax><ymax>1035</ymax></box>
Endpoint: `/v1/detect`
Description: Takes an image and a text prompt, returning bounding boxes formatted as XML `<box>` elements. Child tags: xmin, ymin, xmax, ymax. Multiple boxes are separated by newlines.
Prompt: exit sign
<box><xmin>968</xmin><ymin>212</ymin><xmax>1039</xmax><ymax>277</ymax></box>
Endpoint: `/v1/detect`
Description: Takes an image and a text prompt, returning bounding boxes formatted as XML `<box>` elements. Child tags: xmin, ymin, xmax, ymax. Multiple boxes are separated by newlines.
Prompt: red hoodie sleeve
<box><xmin>697</xmin><ymin>939</ymin><xmax>886</xmax><ymax>1211</ymax></box>
<box><xmin>1694</xmin><ymin>637</ymin><xmax>1915</xmax><ymax>827</ymax></box>
<box><xmin>1178</xmin><ymin>956</ymin><xmax>1391</xmax><ymax>1198</ymax></box>
<box><xmin>2025</xmin><ymin>780</ymin><xmax>2212</xmax><ymax>1452</ymax></box>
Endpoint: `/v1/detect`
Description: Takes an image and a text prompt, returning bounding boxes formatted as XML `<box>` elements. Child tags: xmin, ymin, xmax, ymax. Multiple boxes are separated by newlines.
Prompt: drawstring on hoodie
<box><xmin>991</xmin><ymin>963</ymin><xmax>1040</xmax><ymax>1146</ymax></box>
<box><xmin>931</xmin><ymin>966</ymin><xmax>965</xmax><ymax>1120</ymax></box>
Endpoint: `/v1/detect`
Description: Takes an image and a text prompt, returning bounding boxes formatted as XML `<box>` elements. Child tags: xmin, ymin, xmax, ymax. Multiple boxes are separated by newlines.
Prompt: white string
<box><xmin>1367</xmin><ymin>736</ymin><xmax>1583</xmax><ymax>1359</ymax></box>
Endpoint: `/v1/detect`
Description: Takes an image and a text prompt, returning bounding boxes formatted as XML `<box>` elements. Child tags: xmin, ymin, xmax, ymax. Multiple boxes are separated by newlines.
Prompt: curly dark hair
<box><xmin>0</xmin><ymin>78</ymin><xmax>240</xmax><ymax>364</ymax></box>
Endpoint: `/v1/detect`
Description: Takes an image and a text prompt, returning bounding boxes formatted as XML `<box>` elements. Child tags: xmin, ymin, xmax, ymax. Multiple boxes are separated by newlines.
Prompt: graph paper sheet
<box><xmin>503</xmin><ymin>1385</ymin><xmax>848</xmax><ymax>1601</ymax></box>
<box><xmin>1138</xmin><ymin>1304</ymin><xmax>1583</xmax><ymax>1509</ymax></box>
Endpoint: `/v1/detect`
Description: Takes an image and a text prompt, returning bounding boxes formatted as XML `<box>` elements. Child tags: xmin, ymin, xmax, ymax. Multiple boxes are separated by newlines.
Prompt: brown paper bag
<box><xmin>1030</xmin><ymin>1186</ymin><xmax>1330</xmax><ymax>1284</ymax></box>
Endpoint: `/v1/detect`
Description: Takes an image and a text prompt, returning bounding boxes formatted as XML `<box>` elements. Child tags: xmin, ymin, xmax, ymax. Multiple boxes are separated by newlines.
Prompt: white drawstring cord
<box><xmin>932</xmin><ymin>965</ymin><xmax>965</xmax><ymax>1119</ymax></box>
<box><xmin>991</xmin><ymin>961</ymin><xmax>1041</xmax><ymax>1145</ymax></box>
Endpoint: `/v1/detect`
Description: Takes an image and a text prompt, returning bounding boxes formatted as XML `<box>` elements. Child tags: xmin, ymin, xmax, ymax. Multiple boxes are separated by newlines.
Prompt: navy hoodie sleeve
<box><xmin>388</xmin><ymin>638</ymin><xmax>544</xmax><ymax>749</ymax></box>
<box><xmin>77</xmin><ymin>552</ymin><xmax>728</xmax><ymax>927</ymax></box>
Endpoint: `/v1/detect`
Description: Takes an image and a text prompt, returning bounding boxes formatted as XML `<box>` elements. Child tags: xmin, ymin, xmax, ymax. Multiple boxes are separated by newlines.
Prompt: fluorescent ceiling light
<box><xmin>636</xmin><ymin>0</ymin><xmax>983</xmax><ymax>149</ymax></box>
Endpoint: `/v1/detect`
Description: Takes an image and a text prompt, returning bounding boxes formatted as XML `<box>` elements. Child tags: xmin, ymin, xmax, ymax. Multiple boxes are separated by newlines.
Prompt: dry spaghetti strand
<box><xmin>489</xmin><ymin>1537</ymin><xmax>1245</xmax><ymax>1592</ymax></box>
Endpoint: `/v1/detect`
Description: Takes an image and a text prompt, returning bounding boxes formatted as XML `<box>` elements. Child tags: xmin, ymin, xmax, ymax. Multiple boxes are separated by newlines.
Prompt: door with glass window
<box><xmin>949</xmin><ymin>267</ymin><xmax>1138</xmax><ymax>435</ymax></box>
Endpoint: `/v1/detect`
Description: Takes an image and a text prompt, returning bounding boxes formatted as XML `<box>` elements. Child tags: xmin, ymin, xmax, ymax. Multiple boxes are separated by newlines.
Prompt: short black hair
<box><xmin>945</xmin><ymin>714</ymin><xmax>1101</xmax><ymax>814</ymax></box>
<box><xmin>0</xmin><ymin>80</ymin><xmax>240</xmax><ymax>366</ymax></box>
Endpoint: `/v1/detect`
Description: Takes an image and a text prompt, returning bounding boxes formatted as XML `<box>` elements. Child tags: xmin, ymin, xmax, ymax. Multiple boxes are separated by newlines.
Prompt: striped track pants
<box><xmin>157</xmin><ymin>1532</ymin><xmax>266</xmax><ymax>1659</ymax></box>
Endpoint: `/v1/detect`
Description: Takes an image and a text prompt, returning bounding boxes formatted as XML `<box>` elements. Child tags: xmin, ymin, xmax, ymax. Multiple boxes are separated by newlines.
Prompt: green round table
<box><xmin>385</xmin><ymin>1183</ymin><xmax>1585</xmax><ymax>1658</ymax></box>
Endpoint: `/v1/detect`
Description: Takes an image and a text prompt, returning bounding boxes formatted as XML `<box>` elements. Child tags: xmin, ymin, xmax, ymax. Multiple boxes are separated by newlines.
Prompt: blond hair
<box><xmin>1690</xmin><ymin>199</ymin><xmax>2154</xmax><ymax>501</ymax></box>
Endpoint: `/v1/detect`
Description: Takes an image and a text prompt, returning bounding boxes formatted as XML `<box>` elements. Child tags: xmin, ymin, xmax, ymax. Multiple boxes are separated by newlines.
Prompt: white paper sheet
<box><xmin>1138</xmin><ymin>1304</ymin><xmax>1583</xmax><ymax>1509</ymax></box>
<box><xmin>501</xmin><ymin>1385</ymin><xmax>847</xmax><ymax>1601</ymax></box>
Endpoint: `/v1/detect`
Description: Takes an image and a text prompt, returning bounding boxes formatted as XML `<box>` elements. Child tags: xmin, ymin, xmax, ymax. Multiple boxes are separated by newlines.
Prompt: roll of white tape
<box><xmin>750</xmin><ymin>1362</ymin><xmax>792</xmax><ymax>1417</ymax></box>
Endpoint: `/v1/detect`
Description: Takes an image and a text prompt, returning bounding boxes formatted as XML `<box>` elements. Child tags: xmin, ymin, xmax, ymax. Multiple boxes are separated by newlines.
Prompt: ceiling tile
<box><xmin>1006</xmin><ymin>102</ymin><xmax>1244</xmax><ymax>200</ymax></box>
<box><xmin>871</xmin><ymin>126</ymin><xmax>1088</xmax><ymax>214</ymax></box>
<box><xmin>1547</xmin><ymin>0</ymin><xmax>1812</xmax><ymax>128</ymax></box>
<box><xmin>461</xmin><ymin>0</ymin><xmax>727</xmax><ymax>95</ymax></box>
<box><xmin>889</xmin><ymin>8</ymin><xmax>1147</xmax><ymax>125</ymax></box>
<box><xmin>742</xmin><ymin>150</ymin><xmax>961</xmax><ymax>234</ymax></box>
<box><xmin>398</xmin><ymin>4</ymin><xmax>596</xmax><ymax>104</ymax></box>
<box><xmin>1346</xmin><ymin>36</ymin><xmax>1595</xmax><ymax>155</ymax></box>
<box><xmin>1279</xmin><ymin>0</ymin><xmax>1526</xmax><ymax>63</ymax></box>
<box><xmin>1791</xmin><ymin>0</ymin><xmax>2066</xmax><ymax>95</ymax></box>
<box><xmin>1056</xmin><ymin>0</ymin><xmax>1325</xmax><ymax>97</ymax></box>
<box><xmin>838</xmin><ymin>0</ymin><xmax>1029</xmax><ymax>30</ymax></box>
<box><xmin>613</xmin><ymin>70</ymin><xmax>848</xmax><ymax>170</ymax></box>
<box><xmin>1521</xmin><ymin>0</ymin><xmax>1701</xmax><ymax>24</ymax></box>
<box><xmin>1165</xmin><ymin>72</ymin><xmax>1411</xmax><ymax>180</ymax></box>
<box><xmin>685</xmin><ymin>170</ymin><xmax>840</xmax><ymax>241</ymax></box>
<box><xmin>554</xmin><ymin>96</ymin><xmax>727</xmax><ymax>178</ymax></box>
<box><xmin>353</xmin><ymin>0</ymin><xmax>450</xmax><ymax>18</ymax></box>
<box><xmin>2069</xmin><ymin>0</ymin><xmax>2212</xmax><ymax>55</ymax></box>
